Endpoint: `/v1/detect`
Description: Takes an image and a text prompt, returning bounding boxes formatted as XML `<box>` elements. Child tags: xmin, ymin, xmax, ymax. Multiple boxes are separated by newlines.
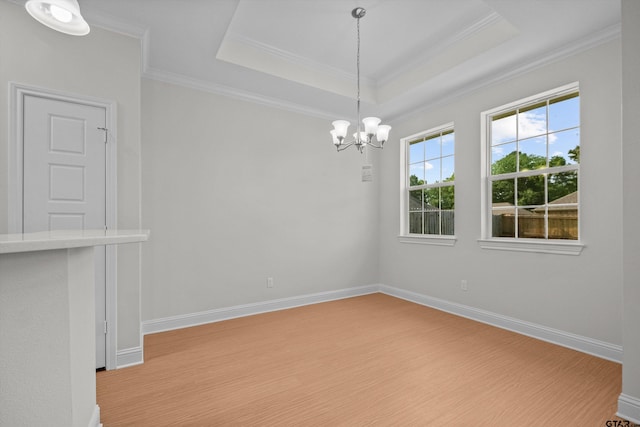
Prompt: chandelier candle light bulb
<box><xmin>330</xmin><ymin>8</ymin><xmax>391</xmax><ymax>153</ymax></box>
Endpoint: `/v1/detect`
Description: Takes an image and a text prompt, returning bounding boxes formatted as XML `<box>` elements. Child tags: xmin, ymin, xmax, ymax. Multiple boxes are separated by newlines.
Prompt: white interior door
<box><xmin>22</xmin><ymin>94</ymin><xmax>108</xmax><ymax>369</ymax></box>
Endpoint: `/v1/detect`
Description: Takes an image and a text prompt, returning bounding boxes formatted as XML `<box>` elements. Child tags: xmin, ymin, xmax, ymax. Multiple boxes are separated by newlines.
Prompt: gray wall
<box><xmin>141</xmin><ymin>78</ymin><xmax>380</xmax><ymax>320</ymax></box>
<box><xmin>0</xmin><ymin>1</ymin><xmax>143</xmax><ymax>351</ymax></box>
<box><xmin>622</xmin><ymin>0</ymin><xmax>640</xmax><ymax>413</ymax></box>
<box><xmin>3</xmin><ymin>1</ymin><xmax>638</xmax><ymax>412</ymax></box>
<box><xmin>378</xmin><ymin>39</ymin><xmax>623</xmax><ymax>346</ymax></box>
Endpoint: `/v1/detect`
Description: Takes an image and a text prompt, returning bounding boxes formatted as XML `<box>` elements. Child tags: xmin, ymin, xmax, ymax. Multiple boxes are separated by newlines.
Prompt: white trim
<box><xmin>618</xmin><ymin>393</ymin><xmax>640</xmax><ymax>425</ymax></box>
<box><xmin>142</xmin><ymin>285</ymin><xmax>379</xmax><ymax>335</ymax></box>
<box><xmin>379</xmin><ymin>284</ymin><xmax>622</xmax><ymax>363</ymax></box>
<box><xmin>104</xmin><ymin>99</ymin><xmax>118</xmax><ymax>371</ymax></box>
<box><xmin>105</xmin><ymin>245</ymin><xmax>118</xmax><ymax>370</ymax></box>
<box><xmin>8</xmin><ymin>82</ymin><xmax>118</xmax><ymax>370</ymax></box>
<box><xmin>116</xmin><ymin>347</ymin><xmax>144</xmax><ymax>369</ymax></box>
<box><xmin>379</xmin><ymin>12</ymin><xmax>503</xmax><ymax>88</ymax></box>
<box><xmin>140</xmin><ymin>284</ymin><xmax>620</xmax><ymax>364</ymax></box>
<box><xmin>398</xmin><ymin>235</ymin><xmax>457</xmax><ymax>246</ymax></box>
<box><xmin>142</xmin><ymin>68</ymin><xmax>337</xmax><ymax>121</ymax></box>
<box><xmin>399</xmin><ymin>122</ymin><xmax>455</xmax><ymax>238</ymax></box>
<box><xmin>88</xmin><ymin>405</ymin><xmax>101</xmax><ymax>427</ymax></box>
<box><xmin>482</xmin><ymin>81</ymin><xmax>580</xmax><ymax>119</ymax></box>
<box><xmin>479</xmin><ymin>82</ymin><xmax>582</xmax><ymax>250</ymax></box>
<box><xmin>477</xmin><ymin>238</ymin><xmax>584</xmax><ymax>255</ymax></box>
<box><xmin>387</xmin><ymin>23</ymin><xmax>620</xmax><ymax>124</ymax></box>
<box><xmin>7</xmin><ymin>83</ymin><xmax>24</xmax><ymax>234</ymax></box>
<box><xmin>224</xmin><ymin>34</ymin><xmax>375</xmax><ymax>89</ymax></box>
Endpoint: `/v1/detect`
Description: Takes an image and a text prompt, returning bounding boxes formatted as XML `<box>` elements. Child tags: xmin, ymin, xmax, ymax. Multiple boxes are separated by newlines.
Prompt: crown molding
<box><xmin>84</xmin><ymin>11</ymin><xmax>148</xmax><ymax>39</ymax></box>
<box><xmin>386</xmin><ymin>22</ymin><xmax>621</xmax><ymax>123</ymax></box>
<box><xmin>377</xmin><ymin>11</ymin><xmax>505</xmax><ymax>88</ymax></box>
<box><xmin>142</xmin><ymin>67</ymin><xmax>338</xmax><ymax>121</ymax></box>
<box><xmin>224</xmin><ymin>34</ymin><xmax>376</xmax><ymax>88</ymax></box>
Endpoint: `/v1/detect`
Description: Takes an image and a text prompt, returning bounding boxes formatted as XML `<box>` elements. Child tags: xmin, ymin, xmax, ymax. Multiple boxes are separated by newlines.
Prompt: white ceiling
<box><xmin>32</xmin><ymin>0</ymin><xmax>624</xmax><ymax>122</ymax></box>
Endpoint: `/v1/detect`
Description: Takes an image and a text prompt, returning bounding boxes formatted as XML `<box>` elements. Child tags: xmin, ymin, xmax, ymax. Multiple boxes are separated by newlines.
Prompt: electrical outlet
<box><xmin>267</xmin><ymin>277</ymin><xmax>274</xmax><ymax>288</ymax></box>
<box><xmin>461</xmin><ymin>279</ymin><xmax>468</xmax><ymax>292</ymax></box>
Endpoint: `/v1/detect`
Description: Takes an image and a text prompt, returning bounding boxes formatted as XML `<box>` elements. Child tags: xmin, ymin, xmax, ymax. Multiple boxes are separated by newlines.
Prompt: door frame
<box><xmin>9</xmin><ymin>82</ymin><xmax>118</xmax><ymax>370</ymax></box>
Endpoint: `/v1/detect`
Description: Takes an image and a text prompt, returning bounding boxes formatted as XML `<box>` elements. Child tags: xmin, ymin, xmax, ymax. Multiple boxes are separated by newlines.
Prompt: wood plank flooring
<box><xmin>97</xmin><ymin>293</ymin><xmax>625</xmax><ymax>426</ymax></box>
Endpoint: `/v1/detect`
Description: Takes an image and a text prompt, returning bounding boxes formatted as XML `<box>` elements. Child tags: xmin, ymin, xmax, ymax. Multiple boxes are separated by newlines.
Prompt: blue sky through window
<box><xmin>491</xmin><ymin>94</ymin><xmax>579</xmax><ymax>168</ymax></box>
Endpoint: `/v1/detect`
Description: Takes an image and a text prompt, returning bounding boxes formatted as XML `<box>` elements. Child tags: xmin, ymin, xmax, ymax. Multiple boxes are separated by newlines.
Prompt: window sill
<box><xmin>398</xmin><ymin>235</ymin><xmax>457</xmax><ymax>246</ymax></box>
<box><xmin>477</xmin><ymin>238</ymin><xmax>584</xmax><ymax>255</ymax></box>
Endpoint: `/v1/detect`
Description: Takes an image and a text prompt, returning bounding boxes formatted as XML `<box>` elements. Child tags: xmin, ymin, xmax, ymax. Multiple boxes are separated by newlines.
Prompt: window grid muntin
<box><xmin>406</xmin><ymin>127</ymin><xmax>455</xmax><ymax>236</ymax></box>
<box><xmin>487</xmin><ymin>88</ymin><xmax>579</xmax><ymax>241</ymax></box>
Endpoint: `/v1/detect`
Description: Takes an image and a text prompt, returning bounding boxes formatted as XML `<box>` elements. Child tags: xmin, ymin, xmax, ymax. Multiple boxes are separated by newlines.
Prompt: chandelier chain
<box><xmin>356</xmin><ymin>13</ymin><xmax>361</xmax><ymax>144</ymax></box>
<box><xmin>329</xmin><ymin>7</ymin><xmax>391</xmax><ymax>154</ymax></box>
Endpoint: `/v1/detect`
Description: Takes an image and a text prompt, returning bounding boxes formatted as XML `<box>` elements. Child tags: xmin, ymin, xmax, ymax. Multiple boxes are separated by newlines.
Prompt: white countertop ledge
<box><xmin>0</xmin><ymin>229</ymin><xmax>150</xmax><ymax>254</ymax></box>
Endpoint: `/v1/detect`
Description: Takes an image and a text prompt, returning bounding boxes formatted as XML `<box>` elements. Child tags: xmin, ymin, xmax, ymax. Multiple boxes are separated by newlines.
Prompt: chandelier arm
<box><xmin>329</xmin><ymin>7</ymin><xmax>391</xmax><ymax>155</ymax></box>
<box><xmin>336</xmin><ymin>141</ymin><xmax>356</xmax><ymax>152</ymax></box>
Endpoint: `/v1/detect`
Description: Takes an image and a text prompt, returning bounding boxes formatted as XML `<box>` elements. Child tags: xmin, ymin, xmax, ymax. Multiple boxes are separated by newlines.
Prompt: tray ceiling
<box><xmin>17</xmin><ymin>0</ymin><xmax>621</xmax><ymax>122</ymax></box>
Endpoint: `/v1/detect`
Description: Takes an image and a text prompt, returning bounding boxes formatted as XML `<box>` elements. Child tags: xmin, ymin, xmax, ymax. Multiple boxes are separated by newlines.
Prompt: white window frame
<box><xmin>399</xmin><ymin>122</ymin><xmax>456</xmax><ymax>246</ymax></box>
<box><xmin>479</xmin><ymin>82</ymin><xmax>584</xmax><ymax>255</ymax></box>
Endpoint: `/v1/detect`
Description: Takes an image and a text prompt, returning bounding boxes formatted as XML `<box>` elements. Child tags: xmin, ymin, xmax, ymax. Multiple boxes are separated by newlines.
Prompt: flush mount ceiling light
<box><xmin>330</xmin><ymin>7</ymin><xmax>391</xmax><ymax>153</ymax></box>
<box><xmin>25</xmin><ymin>0</ymin><xmax>90</xmax><ymax>36</ymax></box>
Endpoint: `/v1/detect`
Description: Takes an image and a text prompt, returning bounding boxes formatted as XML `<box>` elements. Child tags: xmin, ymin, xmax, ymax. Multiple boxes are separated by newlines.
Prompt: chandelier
<box><xmin>25</xmin><ymin>0</ymin><xmax>90</xmax><ymax>36</ymax></box>
<box><xmin>330</xmin><ymin>7</ymin><xmax>391</xmax><ymax>153</ymax></box>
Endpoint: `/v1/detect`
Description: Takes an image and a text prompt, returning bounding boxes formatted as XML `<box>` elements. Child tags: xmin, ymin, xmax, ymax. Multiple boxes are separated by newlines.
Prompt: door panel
<box><xmin>23</xmin><ymin>94</ymin><xmax>108</xmax><ymax>369</ymax></box>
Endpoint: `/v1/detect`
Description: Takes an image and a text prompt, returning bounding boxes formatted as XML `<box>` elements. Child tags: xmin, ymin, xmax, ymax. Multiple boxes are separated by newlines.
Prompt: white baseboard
<box><xmin>379</xmin><ymin>284</ymin><xmax>623</xmax><ymax>363</ymax></box>
<box><xmin>88</xmin><ymin>404</ymin><xmax>101</xmax><ymax>427</ymax></box>
<box><xmin>142</xmin><ymin>284</ymin><xmax>380</xmax><ymax>335</ymax></box>
<box><xmin>116</xmin><ymin>346</ymin><xmax>143</xmax><ymax>369</ymax></box>
<box><xmin>618</xmin><ymin>393</ymin><xmax>640</xmax><ymax>424</ymax></box>
<box><xmin>139</xmin><ymin>283</ymin><xmax>621</xmax><ymax>364</ymax></box>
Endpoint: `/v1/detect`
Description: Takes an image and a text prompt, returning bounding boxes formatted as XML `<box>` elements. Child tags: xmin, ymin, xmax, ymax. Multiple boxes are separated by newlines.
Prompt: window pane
<box><xmin>441</xmin><ymin>185</ymin><xmax>455</xmax><ymax>210</ymax></box>
<box><xmin>425</xmin><ymin>136</ymin><xmax>440</xmax><ymax>160</ymax></box>
<box><xmin>548</xmin><ymin>204</ymin><xmax>578</xmax><ymax>240</ymax></box>
<box><xmin>441</xmin><ymin>186</ymin><xmax>455</xmax><ymax>235</ymax></box>
<box><xmin>409</xmin><ymin>190</ymin><xmax>423</xmax><ymax>211</ymax></box>
<box><xmin>517</xmin><ymin>176</ymin><xmax>545</xmax><ymax>206</ymax></box>
<box><xmin>518</xmin><ymin>136</ymin><xmax>547</xmax><ymax>170</ymax></box>
<box><xmin>518</xmin><ymin>103</ymin><xmax>547</xmax><ymax>139</ymax></box>
<box><xmin>492</xmin><ymin>178</ymin><xmax>515</xmax><ymax>205</ymax></box>
<box><xmin>409</xmin><ymin>163</ymin><xmax>425</xmax><ymax>186</ymax></box>
<box><xmin>424</xmin><ymin>210</ymin><xmax>440</xmax><ymax>234</ymax></box>
<box><xmin>549</xmin><ymin>128</ymin><xmax>580</xmax><ymax>166</ymax></box>
<box><xmin>549</xmin><ymin>93</ymin><xmax>579</xmax><ymax>132</ymax></box>
<box><xmin>491</xmin><ymin>142</ymin><xmax>517</xmax><ymax>175</ymax></box>
<box><xmin>425</xmin><ymin>187</ymin><xmax>439</xmax><ymax>209</ymax></box>
<box><xmin>492</xmin><ymin>208</ymin><xmax>515</xmax><ymax>237</ymax></box>
<box><xmin>485</xmin><ymin>86</ymin><xmax>579</xmax><ymax>242</ymax></box>
<box><xmin>425</xmin><ymin>159</ymin><xmax>441</xmax><ymax>184</ymax></box>
<box><xmin>409</xmin><ymin>140</ymin><xmax>424</xmax><ymax>164</ymax></box>
<box><xmin>548</xmin><ymin>171</ymin><xmax>578</xmax><ymax>203</ymax></box>
<box><xmin>518</xmin><ymin>209</ymin><xmax>545</xmax><ymax>239</ymax></box>
<box><xmin>441</xmin><ymin>132</ymin><xmax>454</xmax><ymax>156</ymax></box>
<box><xmin>409</xmin><ymin>212</ymin><xmax>423</xmax><ymax>234</ymax></box>
<box><xmin>441</xmin><ymin>156</ymin><xmax>454</xmax><ymax>182</ymax></box>
<box><xmin>404</xmin><ymin>127</ymin><xmax>455</xmax><ymax>238</ymax></box>
<box><xmin>492</xmin><ymin>112</ymin><xmax>516</xmax><ymax>145</ymax></box>
<box><xmin>441</xmin><ymin>210</ymin><xmax>454</xmax><ymax>235</ymax></box>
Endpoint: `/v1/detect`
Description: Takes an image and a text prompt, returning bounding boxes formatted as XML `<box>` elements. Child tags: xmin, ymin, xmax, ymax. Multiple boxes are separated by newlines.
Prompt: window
<box><xmin>400</xmin><ymin>124</ymin><xmax>455</xmax><ymax>243</ymax></box>
<box><xmin>481</xmin><ymin>83</ymin><xmax>581</xmax><ymax>253</ymax></box>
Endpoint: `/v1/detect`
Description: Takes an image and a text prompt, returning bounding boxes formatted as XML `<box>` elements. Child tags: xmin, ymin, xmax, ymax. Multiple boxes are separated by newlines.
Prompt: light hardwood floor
<box><xmin>97</xmin><ymin>293</ymin><xmax>625</xmax><ymax>426</ymax></box>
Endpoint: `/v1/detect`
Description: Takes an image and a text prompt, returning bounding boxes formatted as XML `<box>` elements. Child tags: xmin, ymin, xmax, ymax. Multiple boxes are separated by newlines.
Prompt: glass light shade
<box><xmin>50</xmin><ymin>4</ymin><xmax>72</xmax><ymax>22</ymax></box>
<box><xmin>331</xmin><ymin>120</ymin><xmax>350</xmax><ymax>139</ymax></box>
<box><xmin>362</xmin><ymin>117</ymin><xmax>381</xmax><ymax>135</ymax></box>
<box><xmin>25</xmin><ymin>0</ymin><xmax>90</xmax><ymax>36</ymax></box>
<box><xmin>330</xmin><ymin>130</ymin><xmax>340</xmax><ymax>146</ymax></box>
<box><xmin>376</xmin><ymin>125</ymin><xmax>391</xmax><ymax>142</ymax></box>
<box><xmin>353</xmin><ymin>131</ymin><xmax>368</xmax><ymax>143</ymax></box>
